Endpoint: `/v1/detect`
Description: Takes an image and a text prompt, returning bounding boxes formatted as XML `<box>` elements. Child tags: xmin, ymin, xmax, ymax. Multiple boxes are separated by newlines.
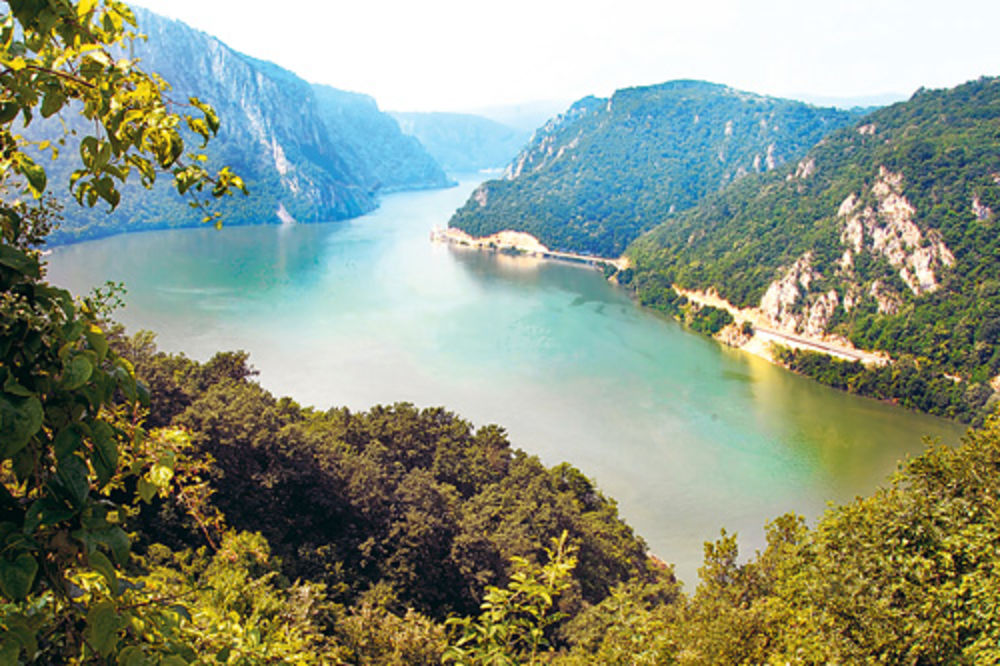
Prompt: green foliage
<box><xmin>775</xmin><ymin>347</ymin><xmax>994</xmax><ymax>424</ymax></box>
<box><xmin>627</xmin><ymin>77</ymin><xmax>1000</xmax><ymax>420</ymax></box>
<box><xmin>117</xmin><ymin>335</ymin><xmax>652</xmax><ymax>621</ymax></box>
<box><xmin>0</xmin><ymin>1</ymin><xmax>252</xmax><ymax>659</ymax></box>
<box><xmin>444</xmin><ymin>531</ymin><xmax>577</xmax><ymax>665</ymax></box>
<box><xmin>7</xmin><ymin>6</ymin><xmax>999</xmax><ymax>663</ymax></box>
<box><xmin>139</xmin><ymin>531</ymin><xmax>334</xmax><ymax>663</ymax></box>
<box><xmin>557</xmin><ymin>416</ymin><xmax>1000</xmax><ymax>663</ymax></box>
<box><xmin>0</xmin><ymin>201</ymin><xmax>148</xmax><ymax>658</ymax></box>
<box><xmin>332</xmin><ymin>584</ymin><xmax>446</xmax><ymax>665</ymax></box>
<box><xmin>450</xmin><ymin>81</ymin><xmax>860</xmax><ymax>257</ymax></box>
<box><xmin>1</xmin><ymin>0</ymin><xmax>246</xmax><ymax>224</ymax></box>
<box><xmin>553</xmin><ymin>575</ymin><xmax>682</xmax><ymax>665</ymax></box>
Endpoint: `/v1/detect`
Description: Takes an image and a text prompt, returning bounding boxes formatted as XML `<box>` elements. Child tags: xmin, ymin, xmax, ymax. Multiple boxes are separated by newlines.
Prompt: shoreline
<box><xmin>431</xmin><ymin>226</ymin><xmax>630</xmax><ymax>272</ymax></box>
<box><xmin>674</xmin><ymin>286</ymin><xmax>890</xmax><ymax>367</ymax></box>
<box><xmin>432</xmin><ymin>226</ymin><xmax>890</xmax><ymax>371</ymax></box>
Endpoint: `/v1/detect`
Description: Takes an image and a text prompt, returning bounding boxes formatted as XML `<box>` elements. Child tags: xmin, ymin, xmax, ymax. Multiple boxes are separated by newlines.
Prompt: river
<box><xmin>46</xmin><ymin>177</ymin><xmax>967</xmax><ymax>586</ymax></box>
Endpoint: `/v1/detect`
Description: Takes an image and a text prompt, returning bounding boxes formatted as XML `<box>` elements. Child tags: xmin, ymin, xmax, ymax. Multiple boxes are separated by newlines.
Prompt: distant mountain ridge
<box><xmin>625</xmin><ymin>76</ymin><xmax>1000</xmax><ymax>421</ymax></box>
<box><xmin>448</xmin><ymin>80</ymin><xmax>863</xmax><ymax>257</ymax></box>
<box><xmin>391</xmin><ymin>112</ymin><xmax>529</xmax><ymax>173</ymax></box>
<box><xmin>39</xmin><ymin>8</ymin><xmax>450</xmax><ymax>244</ymax></box>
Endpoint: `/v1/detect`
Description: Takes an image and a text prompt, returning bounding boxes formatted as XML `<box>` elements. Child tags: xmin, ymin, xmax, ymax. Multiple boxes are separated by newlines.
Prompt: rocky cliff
<box><xmin>37</xmin><ymin>8</ymin><xmax>449</xmax><ymax>244</ymax></box>
<box><xmin>625</xmin><ymin>77</ymin><xmax>1000</xmax><ymax>418</ymax></box>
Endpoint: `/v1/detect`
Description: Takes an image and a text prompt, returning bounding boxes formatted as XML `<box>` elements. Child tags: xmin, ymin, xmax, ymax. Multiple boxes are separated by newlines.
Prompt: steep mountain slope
<box><xmin>391</xmin><ymin>111</ymin><xmax>529</xmax><ymax>172</ymax></box>
<box><xmin>38</xmin><ymin>8</ymin><xmax>449</xmax><ymax>244</ymax></box>
<box><xmin>314</xmin><ymin>87</ymin><xmax>452</xmax><ymax>191</ymax></box>
<box><xmin>625</xmin><ymin>77</ymin><xmax>1000</xmax><ymax>420</ymax></box>
<box><xmin>448</xmin><ymin>80</ymin><xmax>861</xmax><ymax>257</ymax></box>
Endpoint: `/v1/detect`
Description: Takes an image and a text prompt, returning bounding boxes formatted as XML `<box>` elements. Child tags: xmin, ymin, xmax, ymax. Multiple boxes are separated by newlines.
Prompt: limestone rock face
<box><xmin>837</xmin><ymin>167</ymin><xmax>956</xmax><ymax>296</ymax></box>
<box><xmin>40</xmin><ymin>8</ymin><xmax>449</xmax><ymax>243</ymax></box>
<box><xmin>626</xmin><ymin>76</ymin><xmax>1000</xmax><ymax>399</ymax></box>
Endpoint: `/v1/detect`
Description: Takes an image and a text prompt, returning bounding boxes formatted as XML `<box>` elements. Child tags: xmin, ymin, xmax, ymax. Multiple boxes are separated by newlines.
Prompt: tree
<box><xmin>443</xmin><ymin>532</ymin><xmax>577</xmax><ymax>665</ymax></box>
<box><xmin>1</xmin><ymin>1</ymin><xmax>244</xmax><ymax>660</ymax></box>
<box><xmin>1</xmin><ymin>0</ymin><xmax>245</xmax><ymax>222</ymax></box>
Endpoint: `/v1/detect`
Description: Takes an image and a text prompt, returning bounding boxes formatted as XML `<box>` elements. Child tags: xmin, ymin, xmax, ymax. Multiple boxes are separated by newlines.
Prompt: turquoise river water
<box><xmin>47</xmin><ymin>177</ymin><xmax>967</xmax><ymax>586</ymax></box>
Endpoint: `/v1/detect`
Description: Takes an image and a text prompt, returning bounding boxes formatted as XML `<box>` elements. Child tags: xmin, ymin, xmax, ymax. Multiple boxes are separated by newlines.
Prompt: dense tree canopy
<box><xmin>625</xmin><ymin>77</ymin><xmax>1000</xmax><ymax>423</ymax></box>
<box><xmin>450</xmin><ymin>81</ymin><xmax>860</xmax><ymax>257</ymax></box>
<box><xmin>0</xmin><ymin>1</ymin><xmax>245</xmax><ymax>660</ymax></box>
<box><xmin>4</xmin><ymin>2</ymin><xmax>999</xmax><ymax>663</ymax></box>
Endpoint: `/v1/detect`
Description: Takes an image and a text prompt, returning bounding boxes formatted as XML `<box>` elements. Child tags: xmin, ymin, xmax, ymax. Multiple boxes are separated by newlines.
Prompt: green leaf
<box><xmin>55</xmin><ymin>454</ymin><xmax>89</xmax><ymax>508</ymax></box>
<box><xmin>54</xmin><ymin>427</ymin><xmax>82</xmax><ymax>461</ymax></box>
<box><xmin>0</xmin><ymin>243</ymin><xmax>40</xmax><ymax>278</ymax></box>
<box><xmin>0</xmin><ymin>638</ymin><xmax>20</xmax><ymax>666</ymax></box>
<box><xmin>12</xmin><ymin>447</ymin><xmax>33</xmax><ymax>483</ymax></box>
<box><xmin>136</xmin><ymin>381</ymin><xmax>151</xmax><ymax>407</ymax></box>
<box><xmin>19</xmin><ymin>158</ymin><xmax>46</xmax><ymax>194</ymax></box>
<box><xmin>92</xmin><ymin>421</ymin><xmax>118</xmax><ymax>486</ymax></box>
<box><xmin>80</xmin><ymin>136</ymin><xmax>98</xmax><ymax>169</ymax></box>
<box><xmin>0</xmin><ymin>613</ymin><xmax>38</xmax><ymax>666</ymax></box>
<box><xmin>0</xmin><ymin>102</ymin><xmax>19</xmax><ymax>124</ymax></box>
<box><xmin>3</xmin><ymin>615</ymin><xmax>38</xmax><ymax>659</ymax></box>
<box><xmin>40</xmin><ymin>89</ymin><xmax>65</xmax><ymax>118</ymax></box>
<box><xmin>93</xmin><ymin>175</ymin><xmax>121</xmax><ymax>209</ymax></box>
<box><xmin>85</xmin><ymin>600</ymin><xmax>121</xmax><ymax>657</ymax></box>
<box><xmin>85</xmin><ymin>324</ymin><xmax>109</xmax><ymax>361</ymax></box>
<box><xmin>89</xmin><ymin>550</ymin><xmax>118</xmax><ymax>595</ymax></box>
<box><xmin>97</xmin><ymin>526</ymin><xmax>130</xmax><ymax>566</ymax></box>
<box><xmin>116</xmin><ymin>646</ymin><xmax>146</xmax><ymax>666</ymax></box>
<box><xmin>169</xmin><ymin>604</ymin><xmax>192</xmax><ymax>622</ymax></box>
<box><xmin>61</xmin><ymin>354</ymin><xmax>93</xmax><ymax>390</ymax></box>
<box><xmin>2</xmin><ymin>372</ymin><xmax>32</xmax><ymax>397</ymax></box>
<box><xmin>24</xmin><ymin>499</ymin><xmax>75</xmax><ymax>532</ymax></box>
<box><xmin>0</xmin><ymin>395</ymin><xmax>43</xmax><ymax>460</ymax></box>
<box><xmin>137</xmin><ymin>478</ymin><xmax>158</xmax><ymax>504</ymax></box>
<box><xmin>0</xmin><ymin>553</ymin><xmax>38</xmax><ymax>600</ymax></box>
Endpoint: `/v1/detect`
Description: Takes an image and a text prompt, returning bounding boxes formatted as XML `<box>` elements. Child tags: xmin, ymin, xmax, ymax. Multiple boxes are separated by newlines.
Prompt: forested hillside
<box><xmin>449</xmin><ymin>81</ymin><xmax>860</xmax><ymax>257</ymax></box>
<box><xmin>30</xmin><ymin>8</ymin><xmax>450</xmax><ymax>244</ymax></box>
<box><xmin>625</xmin><ymin>77</ymin><xmax>1000</xmax><ymax>423</ymax></box>
<box><xmin>108</xmin><ymin>338</ymin><xmax>1000</xmax><ymax>664</ymax></box>
<box><xmin>4</xmin><ymin>2</ymin><xmax>999</xmax><ymax>662</ymax></box>
<box><xmin>122</xmin><ymin>337</ymin><xmax>651</xmax><ymax>621</ymax></box>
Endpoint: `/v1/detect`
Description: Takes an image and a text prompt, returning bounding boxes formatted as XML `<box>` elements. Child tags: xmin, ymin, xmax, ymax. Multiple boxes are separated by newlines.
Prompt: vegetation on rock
<box><xmin>4</xmin><ymin>2</ymin><xmax>998</xmax><ymax>662</ymax></box>
<box><xmin>450</xmin><ymin>81</ymin><xmax>860</xmax><ymax>257</ymax></box>
<box><xmin>626</xmin><ymin>77</ymin><xmax>1000</xmax><ymax>423</ymax></box>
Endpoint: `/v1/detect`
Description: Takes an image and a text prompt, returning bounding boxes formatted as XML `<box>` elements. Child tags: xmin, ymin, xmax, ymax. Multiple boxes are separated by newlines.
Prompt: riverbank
<box><xmin>674</xmin><ymin>286</ymin><xmax>890</xmax><ymax>366</ymax></box>
<box><xmin>431</xmin><ymin>226</ymin><xmax>630</xmax><ymax>272</ymax></box>
<box><xmin>432</xmin><ymin>227</ymin><xmax>888</xmax><ymax>370</ymax></box>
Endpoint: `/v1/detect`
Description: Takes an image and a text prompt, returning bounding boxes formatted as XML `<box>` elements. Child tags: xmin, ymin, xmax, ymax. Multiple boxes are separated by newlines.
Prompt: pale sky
<box><xmin>132</xmin><ymin>0</ymin><xmax>1000</xmax><ymax>113</ymax></box>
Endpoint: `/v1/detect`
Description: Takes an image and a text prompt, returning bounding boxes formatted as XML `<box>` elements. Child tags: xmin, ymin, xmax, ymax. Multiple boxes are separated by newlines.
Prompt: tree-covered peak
<box><xmin>450</xmin><ymin>79</ymin><xmax>862</xmax><ymax>257</ymax></box>
<box><xmin>625</xmin><ymin>75</ymin><xmax>1000</xmax><ymax>422</ymax></box>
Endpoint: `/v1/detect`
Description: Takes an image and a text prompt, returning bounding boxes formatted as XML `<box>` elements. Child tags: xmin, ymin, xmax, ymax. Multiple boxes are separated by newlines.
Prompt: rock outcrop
<box><xmin>39</xmin><ymin>8</ymin><xmax>449</xmax><ymax>244</ymax></box>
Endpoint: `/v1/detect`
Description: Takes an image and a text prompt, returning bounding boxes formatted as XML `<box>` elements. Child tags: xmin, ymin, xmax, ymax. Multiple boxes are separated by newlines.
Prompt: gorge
<box><xmin>46</xmin><ymin>177</ymin><xmax>966</xmax><ymax>585</ymax></box>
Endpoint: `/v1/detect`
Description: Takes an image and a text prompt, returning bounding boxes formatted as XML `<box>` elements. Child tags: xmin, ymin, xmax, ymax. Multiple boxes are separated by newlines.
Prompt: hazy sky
<box><xmin>132</xmin><ymin>0</ymin><xmax>1000</xmax><ymax>113</ymax></box>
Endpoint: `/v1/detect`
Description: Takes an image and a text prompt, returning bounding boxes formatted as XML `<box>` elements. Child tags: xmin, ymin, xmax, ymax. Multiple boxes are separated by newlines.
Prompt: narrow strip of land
<box><xmin>431</xmin><ymin>227</ymin><xmax>629</xmax><ymax>271</ymax></box>
<box><xmin>430</xmin><ymin>227</ymin><xmax>886</xmax><ymax>367</ymax></box>
<box><xmin>675</xmin><ymin>286</ymin><xmax>889</xmax><ymax>366</ymax></box>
